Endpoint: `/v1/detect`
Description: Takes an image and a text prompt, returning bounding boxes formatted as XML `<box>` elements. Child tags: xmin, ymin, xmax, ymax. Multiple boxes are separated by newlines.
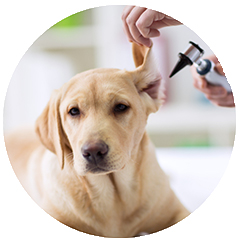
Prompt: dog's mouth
<box><xmin>85</xmin><ymin>156</ymin><xmax>122</xmax><ymax>175</ymax></box>
<box><xmin>86</xmin><ymin>164</ymin><xmax>112</xmax><ymax>174</ymax></box>
<box><xmin>88</xmin><ymin>166</ymin><xmax>109</xmax><ymax>174</ymax></box>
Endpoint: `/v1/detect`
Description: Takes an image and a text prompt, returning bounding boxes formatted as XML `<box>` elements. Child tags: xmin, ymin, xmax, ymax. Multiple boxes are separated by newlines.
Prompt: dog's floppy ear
<box><xmin>132</xmin><ymin>42</ymin><xmax>164</xmax><ymax>114</ymax></box>
<box><xmin>35</xmin><ymin>90</ymin><xmax>69</xmax><ymax>169</ymax></box>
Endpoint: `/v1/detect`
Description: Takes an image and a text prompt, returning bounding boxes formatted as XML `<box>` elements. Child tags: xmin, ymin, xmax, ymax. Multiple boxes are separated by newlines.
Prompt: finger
<box><xmin>192</xmin><ymin>65</ymin><xmax>208</xmax><ymax>90</ymax></box>
<box><xmin>205</xmin><ymin>55</ymin><xmax>225</xmax><ymax>76</ymax></box>
<box><xmin>207</xmin><ymin>93</ymin><xmax>235</xmax><ymax>107</ymax></box>
<box><xmin>207</xmin><ymin>55</ymin><xmax>219</xmax><ymax>64</ymax></box>
<box><xmin>151</xmin><ymin>18</ymin><xmax>182</xmax><ymax>29</ymax></box>
<box><xmin>137</xmin><ymin>10</ymin><xmax>181</xmax><ymax>34</ymax></box>
<box><xmin>204</xmin><ymin>85</ymin><xmax>228</xmax><ymax>98</ymax></box>
<box><xmin>193</xmin><ymin>77</ymin><xmax>208</xmax><ymax>90</ymax></box>
<box><xmin>136</xmin><ymin>9</ymin><xmax>165</xmax><ymax>38</ymax></box>
<box><xmin>143</xmin><ymin>28</ymin><xmax>160</xmax><ymax>38</ymax></box>
<box><xmin>214</xmin><ymin>63</ymin><xmax>225</xmax><ymax>76</ymax></box>
<box><xmin>122</xmin><ymin>5</ymin><xmax>135</xmax><ymax>19</ymax></box>
<box><xmin>133</xmin><ymin>35</ymin><xmax>152</xmax><ymax>47</ymax></box>
<box><xmin>195</xmin><ymin>82</ymin><xmax>228</xmax><ymax>97</ymax></box>
<box><xmin>121</xmin><ymin>6</ymin><xmax>136</xmax><ymax>43</ymax></box>
<box><xmin>125</xmin><ymin>7</ymin><xmax>151</xmax><ymax>46</ymax></box>
<box><xmin>193</xmin><ymin>74</ymin><xmax>228</xmax><ymax>97</ymax></box>
<box><xmin>127</xmin><ymin>8</ymin><xmax>150</xmax><ymax>46</ymax></box>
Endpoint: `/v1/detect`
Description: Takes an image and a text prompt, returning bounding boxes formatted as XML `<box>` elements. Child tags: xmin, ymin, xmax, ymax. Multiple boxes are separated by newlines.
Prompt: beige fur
<box><xmin>5</xmin><ymin>43</ymin><xmax>189</xmax><ymax>237</ymax></box>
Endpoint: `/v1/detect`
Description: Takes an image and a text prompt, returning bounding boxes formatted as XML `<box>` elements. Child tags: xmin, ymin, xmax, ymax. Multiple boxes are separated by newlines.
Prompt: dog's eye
<box><xmin>69</xmin><ymin>107</ymin><xmax>80</xmax><ymax>116</ymax></box>
<box><xmin>114</xmin><ymin>104</ymin><xmax>129</xmax><ymax>113</ymax></box>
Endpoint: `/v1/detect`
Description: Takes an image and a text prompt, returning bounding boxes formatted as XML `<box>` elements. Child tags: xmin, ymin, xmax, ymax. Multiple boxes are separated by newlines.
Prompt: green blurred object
<box><xmin>52</xmin><ymin>11</ymin><xmax>85</xmax><ymax>28</ymax></box>
<box><xmin>175</xmin><ymin>139</ymin><xmax>211</xmax><ymax>148</ymax></box>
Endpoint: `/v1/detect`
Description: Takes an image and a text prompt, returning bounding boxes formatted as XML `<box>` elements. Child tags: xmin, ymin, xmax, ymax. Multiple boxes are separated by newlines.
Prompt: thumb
<box><xmin>214</xmin><ymin>62</ymin><xmax>225</xmax><ymax>76</ymax></box>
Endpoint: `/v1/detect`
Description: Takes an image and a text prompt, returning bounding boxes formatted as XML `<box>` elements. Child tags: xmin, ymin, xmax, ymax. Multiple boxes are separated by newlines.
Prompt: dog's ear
<box><xmin>132</xmin><ymin>42</ymin><xmax>165</xmax><ymax>114</ymax></box>
<box><xmin>35</xmin><ymin>90</ymin><xmax>69</xmax><ymax>169</ymax></box>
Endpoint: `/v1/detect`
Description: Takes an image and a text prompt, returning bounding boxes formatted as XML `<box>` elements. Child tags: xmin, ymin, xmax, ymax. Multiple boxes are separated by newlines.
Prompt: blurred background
<box><xmin>4</xmin><ymin>5</ymin><xmax>235</xmax><ymax>212</ymax></box>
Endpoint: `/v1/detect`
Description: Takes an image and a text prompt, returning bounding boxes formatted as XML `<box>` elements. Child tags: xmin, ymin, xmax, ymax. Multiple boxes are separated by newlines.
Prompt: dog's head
<box><xmin>35</xmin><ymin>43</ymin><xmax>164</xmax><ymax>175</ymax></box>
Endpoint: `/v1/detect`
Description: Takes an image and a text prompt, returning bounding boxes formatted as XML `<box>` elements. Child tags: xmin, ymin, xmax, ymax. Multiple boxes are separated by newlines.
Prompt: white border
<box><xmin>1</xmin><ymin>0</ymin><xmax>239</xmax><ymax>239</ymax></box>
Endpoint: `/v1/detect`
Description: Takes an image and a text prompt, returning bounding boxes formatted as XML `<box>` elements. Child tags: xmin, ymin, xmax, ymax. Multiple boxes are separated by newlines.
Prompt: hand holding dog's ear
<box><xmin>122</xmin><ymin>6</ymin><xmax>182</xmax><ymax>47</ymax></box>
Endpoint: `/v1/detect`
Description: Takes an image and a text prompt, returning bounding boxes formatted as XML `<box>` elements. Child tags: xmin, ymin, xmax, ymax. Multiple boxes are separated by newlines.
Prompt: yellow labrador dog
<box><xmin>5</xmin><ymin>43</ymin><xmax>189</xmax><ymax>237</ymax></box>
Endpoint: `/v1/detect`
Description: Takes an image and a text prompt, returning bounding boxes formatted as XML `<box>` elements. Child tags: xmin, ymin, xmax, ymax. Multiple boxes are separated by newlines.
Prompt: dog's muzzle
<box><xmin>81</xmin><ymin>140</ymin><xmax>110</xmax><ymax>173</ymax></box>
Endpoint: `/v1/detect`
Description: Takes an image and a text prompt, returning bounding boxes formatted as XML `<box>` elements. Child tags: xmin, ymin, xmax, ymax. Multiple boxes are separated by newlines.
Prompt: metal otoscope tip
<box><xmin>169</xmin><ymin>41</ymin><xmax>204</xmax><ymax>78</ymax></box>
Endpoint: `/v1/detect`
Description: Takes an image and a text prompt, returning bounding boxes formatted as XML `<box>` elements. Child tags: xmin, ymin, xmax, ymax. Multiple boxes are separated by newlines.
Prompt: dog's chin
<box><xmin>86</xmin><ymin>162</ymin><xmax>124</xmax><ymax>175</ymax></box>
<box><xmin>87</xmin><ymin>166</ymin><xmax>114</xmax><ymax>175</ymax></box>
<box><xmin>75</xmin><ymin>164</ymin><xmax>124</xmax><ymax>176</ymax></box>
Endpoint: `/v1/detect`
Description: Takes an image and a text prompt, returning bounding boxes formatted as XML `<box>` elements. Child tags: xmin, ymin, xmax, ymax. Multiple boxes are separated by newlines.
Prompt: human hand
<box><xmin>192</xmin><ymin>55</ymin><xmax>235</xmax><ymax>107</ymax></box>
<box><xmin>122</xmin><ymin>6</ymin><xmax>182</xmax><ymax>47</ymax></box>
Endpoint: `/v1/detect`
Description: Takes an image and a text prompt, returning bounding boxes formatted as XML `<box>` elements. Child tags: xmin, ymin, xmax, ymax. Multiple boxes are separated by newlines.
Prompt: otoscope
<box><xmin>169</xmin><ymin>41</ymin><xmax>232</xmax><ymax>93</ymax></box>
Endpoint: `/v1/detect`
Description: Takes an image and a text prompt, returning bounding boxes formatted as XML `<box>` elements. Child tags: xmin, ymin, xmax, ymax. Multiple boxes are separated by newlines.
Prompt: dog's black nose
<box><xmin>81</xmin><ymin>140</ymin><xmax>109</xmax><ymax>163</ymax></box>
